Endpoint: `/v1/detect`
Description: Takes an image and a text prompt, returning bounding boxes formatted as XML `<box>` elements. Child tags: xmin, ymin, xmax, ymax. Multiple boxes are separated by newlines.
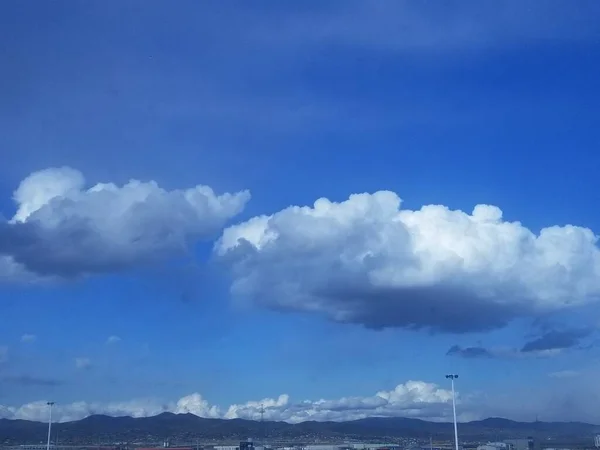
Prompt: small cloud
<box><xmin>446</xmin><ymin>345</ymin><xmax>562</xmax><ymax>360</ymax></box>
<box><xmin>106</xmin><ymin>335</ymin><xmax>121</xmax><ymax>345</ymax></box>
<box><xmin>74</xmin><ymin>357</ymin><xmax>92</xmax><ymax>370</ymax></box>
<box><xmin>0</xmin><ymin>346</ymin><xmax>8</xmax><ymax>364</ymax></box>
<box><xmin>548</xmin><ymin>370</ymin><xmax>579</xmax><ymax>379</ymax></box>
<box><xmin>446</xmin><ymin>345</ymin><xmax>493</xmax><ymax>358</ymax></box>
<box><xmin>521</xmin><ymin>329</ymin><xmax>591</xmax><ymax>353</ymax></box>
<box><xmin>21</xmin><ymin>334</ymin><xmax>36</xmax><ymax>343</ymax></box>
<box><xmin>1</xmin><ymin>375</ymin><xmax>63</xmax><ymax>386</ymax></box>
<box><xmin>448</xmin><ymin>328</ymin><xmax>593</xmax><ymax>360</ymax></box>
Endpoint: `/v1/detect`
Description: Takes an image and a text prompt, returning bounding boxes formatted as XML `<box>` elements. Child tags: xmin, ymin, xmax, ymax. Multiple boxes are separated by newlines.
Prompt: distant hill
<box><xmin>1</xmin><ymin>413</ymin><xmax>599</xmax><ymax>445</ymax></box>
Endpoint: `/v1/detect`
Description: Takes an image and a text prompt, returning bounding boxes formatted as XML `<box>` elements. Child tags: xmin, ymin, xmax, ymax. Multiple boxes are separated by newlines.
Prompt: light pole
<box><xmin>46</xmin><ymin>401</ymin><xmax>55</xmax><ymax>450</ymax></box>
<box><xmin>445</xmin><ymin>375</ymin><xmax>459</xmax><ymax>450</ymax></box>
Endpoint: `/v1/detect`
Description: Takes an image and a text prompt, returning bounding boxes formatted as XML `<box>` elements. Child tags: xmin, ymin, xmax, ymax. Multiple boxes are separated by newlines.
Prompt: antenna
<box><xmin>259</xmin><ymin>404</ymin><xmax>265</xmax><ymax>444</ymax></box>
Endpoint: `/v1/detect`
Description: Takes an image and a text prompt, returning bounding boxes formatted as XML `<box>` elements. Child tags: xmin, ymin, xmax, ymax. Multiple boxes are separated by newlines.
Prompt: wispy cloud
<box><xmin>74</xmin><ymin>357</ymin><xmax>92</xmax><ymax>370</ymax></box>
<box><xmin>548</xmin><ymin>370</ymin><xmax>580</xmax><ymax>379</ymax></box>
<box><xmin>235</xmin><ymin>1</ymin><xmax>600</xmax><ymax>55</ymax></box>
<box><xmin>1</xmin><ymin>374</ymin><xmax>63</xmax><ymax>386</ymax></box>
<box><xmin>0</xmin><ymin>346</ymin><xmax>8</xmax><ymax>364</ymax></box>
<box><xmin>448</xmin><ymin>328</ymin><xmax>594</xmax><ymax>359</ymax></box>
<box><xmin>20</xmin><ymin>334</ymin><xmax>36</xmax><ymax>343</ymax></box>
<box><xmin>447</xmin><ymin>345</ymin><xmax>562</xmax><ymax>360</ymax></box>
<box><xmin>521</xmin><ymin>329</ymin><xmax>592</xmax><ymax>353</ymax></box>
<box><xmin>106</xmin><ymin>335</ymin><xmax>121</xmax><ymax>345</ymax></box>
<box><xmin>446</xmin><ymin>345</ymin><xmax>494</xmax><ymax>359</ymax></box>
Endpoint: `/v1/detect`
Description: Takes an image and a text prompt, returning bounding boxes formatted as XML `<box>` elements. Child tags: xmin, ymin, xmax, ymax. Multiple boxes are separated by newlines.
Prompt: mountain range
<box><xmin>1</xmin><ymin>414</ymin><xmax>599</xmax><ymax>445</ymax></box>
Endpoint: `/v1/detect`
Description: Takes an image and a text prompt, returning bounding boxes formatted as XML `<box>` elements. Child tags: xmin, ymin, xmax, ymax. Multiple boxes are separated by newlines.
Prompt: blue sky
<box><xmin>1</xmin><ymin>0</ymin><xmax>600</xmax><ymax>424</ymax></box>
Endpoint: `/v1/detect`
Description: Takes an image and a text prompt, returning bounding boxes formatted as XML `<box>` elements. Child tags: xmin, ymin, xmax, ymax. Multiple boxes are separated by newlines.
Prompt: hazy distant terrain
<box><xmin>1</xmin><ymin>414</ymin><xmax>599</xmax><ymax>445</ymax></box>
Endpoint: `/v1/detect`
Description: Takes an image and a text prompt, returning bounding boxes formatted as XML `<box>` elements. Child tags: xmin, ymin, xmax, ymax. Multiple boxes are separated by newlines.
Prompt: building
<box><xmin>477</xmin><ymin>442</ymin><xmax>512</xmax><ymax>450</ymax></box>
<box><xmin>137</xmin><ymin>448</ymin><xmax>194</xmax><ymax>450</ymax></box>
<box><xmin>504</xmin><ymin>438</ymin><xmax>535</xmax><ymax>450</ymax></box>
<box><xmin>240</xmin><ymin>439</ymin><xmax>254</xmax><ymax>450</ymax></box>
<box><xmin>476</xmin><ymin>438</ymin><xmax>536</xmax><ymax>450</ymax></box>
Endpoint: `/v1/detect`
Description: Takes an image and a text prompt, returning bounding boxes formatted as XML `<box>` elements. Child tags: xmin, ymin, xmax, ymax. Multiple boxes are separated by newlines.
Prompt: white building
<box><xmin>477</xmin><ymin>442</ymin><xmax>512</xmax><ymax>450</ymax></box>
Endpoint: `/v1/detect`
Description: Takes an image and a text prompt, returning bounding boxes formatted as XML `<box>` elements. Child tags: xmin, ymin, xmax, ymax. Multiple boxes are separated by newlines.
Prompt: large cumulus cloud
<box><xmin>0</xmin><ymin>167</ymin><xmax>250</xmax><ymax>279</ymax></box>
<box><xmin>216</xmin><ymin>191</ymin><xmax>600</xmax><ymax>333</ymax></box>
<box><xmin>0</xmin><ymin>381</ymin><xmax>456</xmax><ymax>423</ymax></box>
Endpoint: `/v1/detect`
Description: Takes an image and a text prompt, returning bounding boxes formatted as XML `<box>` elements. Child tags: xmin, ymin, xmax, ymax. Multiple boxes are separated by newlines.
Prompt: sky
<box><xmin>1</xmin><ymin>0</ymin><xmax>600</xmax><ymax>425</ymax></box>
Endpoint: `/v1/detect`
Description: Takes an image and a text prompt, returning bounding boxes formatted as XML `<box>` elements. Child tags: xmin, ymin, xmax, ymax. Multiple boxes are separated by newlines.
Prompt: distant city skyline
<box><xmin>1</xmin><ymin>0</ymin><xmax>600</xmax><ymax>424</ymax></box>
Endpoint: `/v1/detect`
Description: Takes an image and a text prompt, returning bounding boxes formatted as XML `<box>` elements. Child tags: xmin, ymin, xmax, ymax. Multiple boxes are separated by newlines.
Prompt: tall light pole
<box><xmin>445</xmin><ymin>375</ymin><xmax>459</xmax><ymax>450</ymax></box>
<box><xmin>46</xmin><ymin>401</ymin><xmax>55</xmax><ymax>450</ymax></box>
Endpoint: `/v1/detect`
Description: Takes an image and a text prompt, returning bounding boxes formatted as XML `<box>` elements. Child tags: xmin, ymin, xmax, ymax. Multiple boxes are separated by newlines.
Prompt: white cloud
<box><xmin>548</xmin><ymin>370</ymin><xmax>580</xmax><ymax>379</ymax></box>
<box><xmin>20</xmin><ymin>334</ymin><xmax>36</xmax><ymax>343</ymax></box>
<box><xmin>74</xmin><ymin>357</ymin><xmax>92</xmax><ymax>370</ymax></box>
<box><xmin>174</xmin><ymin>393</ymin><xmax>221</xmax><ymax>418</ymax></box>
<box><xmin>106</xmin><ymin>335</ymin><xmax>121</xmax><ymax>345</ymax></box>
<box><xmin>0</xmin><ymin>399</ymin><xmax>171</xmax><ymax>423</ymax></box>
<box><xmin>0</xmin><ymin>380</ymin><xmax>456</xmax><ymax>423</ymax></box>
<box><xmin>224</xmin><ymin>381</ymin><xmax>456</xmax><ymax>423</ymax></box>
<box><xmin>216</xmin><ymin>191</ymin><xmax>600</xmax><ymax>333</ymax></box>
<box><xmin>0</xmin><ymin>167</ymin><xmax>250</xmax><ymax>280</ymax></box>
<box><xmin>5</xmin><ymin>377</ymin><xmax>600</xmax><ymax>423</ymax></box>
